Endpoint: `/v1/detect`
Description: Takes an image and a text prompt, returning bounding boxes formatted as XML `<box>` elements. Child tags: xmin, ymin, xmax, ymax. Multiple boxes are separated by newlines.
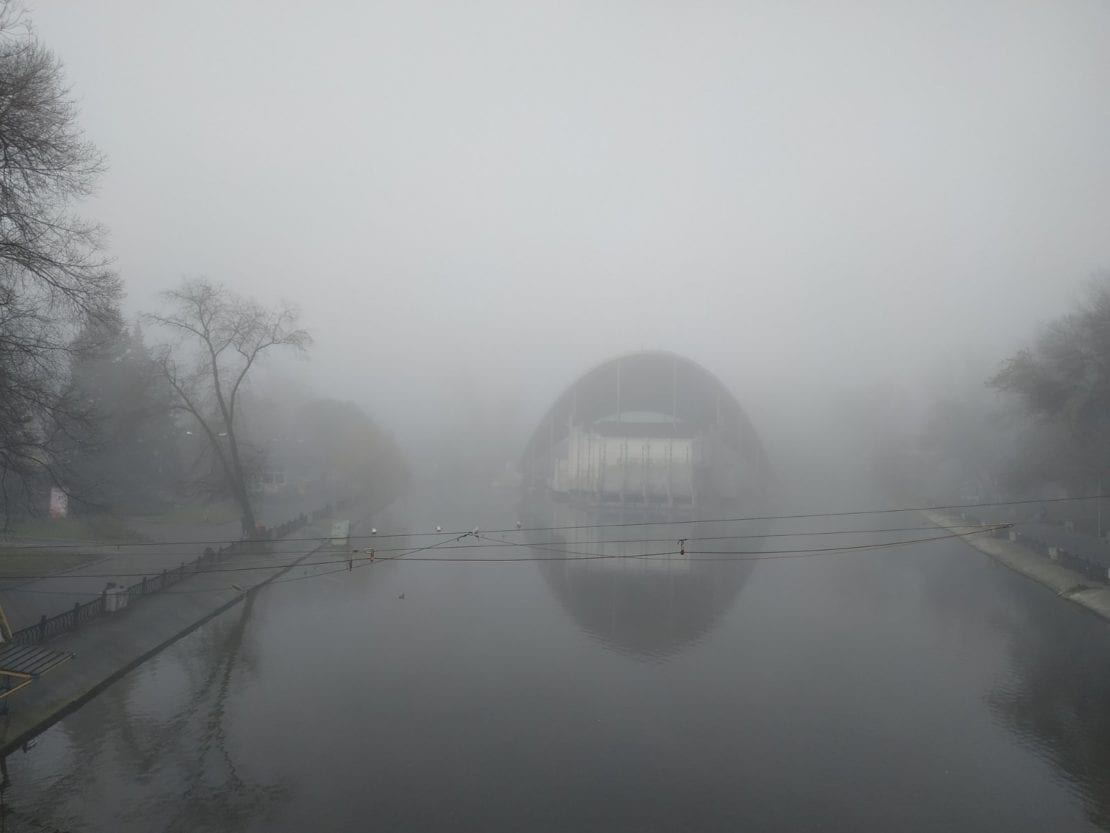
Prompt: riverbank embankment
<box><xmin>924</xmin><ymin>509</ymin><xmax>1110</xmax><ymax>621</ymax></box>
<box><xmin>0</xmin><ymin>503</ymin><xmax>374</xmax><ymax>756</ymax></box>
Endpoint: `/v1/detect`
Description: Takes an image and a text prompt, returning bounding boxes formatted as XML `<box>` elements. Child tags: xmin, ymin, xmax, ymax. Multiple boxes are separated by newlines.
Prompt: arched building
<box><xmin>521</xmin><ymin>351</ymin><xmax>772</xmax><ymax>514</ymax></box>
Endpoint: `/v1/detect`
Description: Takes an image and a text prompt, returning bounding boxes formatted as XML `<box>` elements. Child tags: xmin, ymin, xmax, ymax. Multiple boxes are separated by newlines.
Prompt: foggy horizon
<box><xmin>29</xmin><ymin>0</ymin><xmax>1110</xmax><ymax>451</ymax></box>
<box><xmin>7</xmin><ymin>3</ymin><xmax>1110</xmax><ymax>830</ymax></box>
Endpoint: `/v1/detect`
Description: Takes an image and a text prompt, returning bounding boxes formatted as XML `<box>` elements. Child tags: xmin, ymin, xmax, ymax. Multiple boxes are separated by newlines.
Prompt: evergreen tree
<box><xmin>61</xmin><ymin>316</ymin><xmax>183</xmax><ymax>512</ymax></box>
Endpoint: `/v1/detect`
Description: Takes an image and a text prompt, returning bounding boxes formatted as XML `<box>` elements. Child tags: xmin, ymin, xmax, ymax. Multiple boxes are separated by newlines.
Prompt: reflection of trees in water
<box><xmin>5</xmin><ymin>592</ymin><xmax>290</xmax><ymax>833</ymax></box>
<box><xmin>913</xmin><ymin>549</ymin><xmax>1110</xmax><ymax>831</ymax></box>
<box><xmin>164</xmin><ymin>592</ymin><xmax>290</xmax><ymax>832</ymax></box>
<box><xmin>984</xmin><ymin>599</ymin><xmax>1110</xmax><ymax>831</ymax></box>
<box><xmin>523</xmin><ymin>499</ymin><xmax>755</xmax><ymax>660</ymax></box>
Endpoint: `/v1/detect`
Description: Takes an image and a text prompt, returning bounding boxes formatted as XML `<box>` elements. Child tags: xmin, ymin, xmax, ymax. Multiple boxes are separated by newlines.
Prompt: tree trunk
<box><xmin>225</xmin><ymin>438</ymin><xmax>256</xmax><ymax>536</ymax></box>
<box><xmin>236</xmin><ymin>488</ymin><xmax>257</xmax><ymax>537</ymax></box>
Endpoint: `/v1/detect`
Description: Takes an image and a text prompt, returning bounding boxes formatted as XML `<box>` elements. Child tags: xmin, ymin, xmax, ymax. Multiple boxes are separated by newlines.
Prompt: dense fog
<box><xmin>21</xmin><ymin>0</ymin><xmax>1109</xmax><ymax>506</ymax></box>
<box><xmin>7</xmin><ymin>5</ymin><xmax>1110</xmax><ymax>832</ymax></box>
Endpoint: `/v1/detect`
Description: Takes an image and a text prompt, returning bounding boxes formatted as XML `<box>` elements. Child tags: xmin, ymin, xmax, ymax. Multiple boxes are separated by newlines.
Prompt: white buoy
<box><xmin>371</xmin><ymin>528</ymin><xmax>377</xmax><ymax>535</ymax></box>
<box><xmin>436</xmin><ymin>526</ymin><xmax>442</xmax><ymax>533</ymax></box>
<box><xmin>516</xmin><ymin>521</ymin><xmax>522</xmax><ymax>529</ymax></box>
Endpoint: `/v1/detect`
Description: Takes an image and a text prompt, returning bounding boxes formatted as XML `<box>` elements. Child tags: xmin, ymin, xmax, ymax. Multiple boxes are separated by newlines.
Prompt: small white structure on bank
<box><xmin>330</xmin><ymin>520</ymin><xmax>351</xmax><ymax>545</ymax></box>
<box><xmin>103</xmin><ymin>582</ymin><xmax>129</xmax><ymax>612</ymax></box>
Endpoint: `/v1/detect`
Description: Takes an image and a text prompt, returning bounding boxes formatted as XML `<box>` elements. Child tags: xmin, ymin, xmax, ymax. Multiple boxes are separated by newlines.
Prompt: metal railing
<box><xmin>6</xmin><ymin>502</ymin><xmax>345</xmax><ymax>648</ymax></box>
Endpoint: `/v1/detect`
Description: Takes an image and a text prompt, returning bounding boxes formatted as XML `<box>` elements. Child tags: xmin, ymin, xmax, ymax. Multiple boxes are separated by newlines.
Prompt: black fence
<box><xmin>7</xmin><ymin>502</ymin><xmax>343</xmax><ymax>648</ymax></box>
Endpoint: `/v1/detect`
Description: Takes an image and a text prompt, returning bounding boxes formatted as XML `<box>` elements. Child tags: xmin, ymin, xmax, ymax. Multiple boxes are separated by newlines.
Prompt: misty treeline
<box><xmin>0</xmin><ymin>4</ymin><xmax>406</xmax><ymax>532</ymax></box>
<box><xmin>846</xmin><ymin>276</ymin><xmax>1110</xmax><ymax>523</ymax></box>
<box><xmin>990</xmin><ymin>280</ymin><xmax>1110</xmax><ymax>498</ymax></box>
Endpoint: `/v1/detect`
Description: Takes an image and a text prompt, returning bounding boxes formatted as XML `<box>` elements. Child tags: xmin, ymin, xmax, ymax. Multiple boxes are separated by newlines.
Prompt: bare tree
<box><xmin>145</xmin><ymin>279</ymin><xmax>311</xmax><ymax>534</ymax></box>
<box><xmin>0</xmin><ymin>1</ymin><xmax>119</xmax><ymax>517</ymax></box>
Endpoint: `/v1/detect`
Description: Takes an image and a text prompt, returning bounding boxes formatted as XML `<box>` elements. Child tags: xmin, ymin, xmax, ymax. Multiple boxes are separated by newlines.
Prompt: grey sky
<box><xmin>31</xmin><ymin>0</ymin><xmax>1110</xmax><ymax>445</ymax></box>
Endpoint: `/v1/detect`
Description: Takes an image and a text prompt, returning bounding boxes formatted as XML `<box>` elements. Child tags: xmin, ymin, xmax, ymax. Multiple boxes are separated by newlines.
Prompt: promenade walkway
<box><xmin>0</xmin><ymin>497</ymin><xmax>313</xmax><ymax>630</ymax></box>
<box><xmin>0</xmin><ymin>503</ymin><xmax>368</xmax><ymax>756</ymax></box>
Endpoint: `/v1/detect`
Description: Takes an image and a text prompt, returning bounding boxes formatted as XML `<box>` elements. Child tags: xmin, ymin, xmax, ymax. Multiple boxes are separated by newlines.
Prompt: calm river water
<box><xmin>4</xmin><ymin>485</ymin><xmax>1110</xmax><ymax>832</ymax></box>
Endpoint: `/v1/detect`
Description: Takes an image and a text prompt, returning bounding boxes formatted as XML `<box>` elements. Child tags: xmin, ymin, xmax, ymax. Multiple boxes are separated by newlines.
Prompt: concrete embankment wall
<box><xmin>924</xmin><ymin>510</ymin><xmax>1110</xmax><ymax>621</ymax></box>
<box><xmin>0</xmin><ymin>500</ymin><xmax>382</xmax><ymax>756</ymax></box>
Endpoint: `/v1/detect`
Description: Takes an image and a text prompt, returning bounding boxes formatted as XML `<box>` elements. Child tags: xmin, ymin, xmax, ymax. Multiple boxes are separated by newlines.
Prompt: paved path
<box><xmin>968</xmin><ymin>505</ymin><xmax>1110</xmax><ymax>571</ymax></box>
<box><xmin>0</xmin><ymin>500</ymin><xmax>379</xmax><ymax>756</ymax></box>
<box><xmin>0</xmin><ymin>499</ymin><xmax>319</xmax><ymax>631</ymax></box>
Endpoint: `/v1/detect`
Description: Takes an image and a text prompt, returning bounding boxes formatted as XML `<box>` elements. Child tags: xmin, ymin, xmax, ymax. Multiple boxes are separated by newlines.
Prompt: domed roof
<box><xmin>520</xmin><ymin>350</ymin><xmax>770</xmax><ymax>480</ymax></box>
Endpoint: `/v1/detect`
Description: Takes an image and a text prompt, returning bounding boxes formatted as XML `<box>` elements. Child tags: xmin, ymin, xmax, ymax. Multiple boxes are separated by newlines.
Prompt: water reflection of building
<box><xmin>523</xmin><ymin>500</ymin><xmax>763</xmax><ymax>660</ymax></box>
<box><xmin>520</xmin><ymin>352</ymin><xmax>774</xmax><ymax>659</ymax></box>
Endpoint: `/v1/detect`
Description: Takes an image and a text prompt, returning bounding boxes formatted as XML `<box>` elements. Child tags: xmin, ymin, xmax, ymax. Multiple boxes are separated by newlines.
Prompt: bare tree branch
<box><xmin>144</xmin><ymin>278</ymin><xmax>311</xmax><ymax>534</ymax></box>
<box><xmin>0</xmin><ymin>2</ymin><xmax>119</xmax><ymax>516</ymax></box>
